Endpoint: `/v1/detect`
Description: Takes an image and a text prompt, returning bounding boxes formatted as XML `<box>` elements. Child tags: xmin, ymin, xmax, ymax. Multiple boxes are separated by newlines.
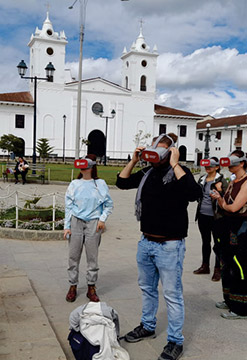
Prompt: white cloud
<box><xmin>156</xmin><ymin>88</ymin><xmax>247</xmax><ymax>117</ymax></box>
<box><xmin>65</xmin><ymin>58</ymin><xmax>121</xmax><ymax>85</ymax></box>
<box><xmin>157</xmin><ymin>46</ymin><xmax>247</xmax><ymax>89</ymax></box>
<box><xmin>1</xmin><ymin>0</ymin><xmax>247</xmax><ymax>117</ymax></box>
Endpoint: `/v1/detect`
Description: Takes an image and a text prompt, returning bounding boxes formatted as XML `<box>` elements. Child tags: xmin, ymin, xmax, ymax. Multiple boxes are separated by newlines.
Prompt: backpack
<box><xmin>68</xmin><ymin>302</ymin><xmax>129</xmax><ymax>360</ymax></box>
<box><xmin>68</xmin><ymin>329</ymin><xmax>100</xmax><ymax>360</ymax></box>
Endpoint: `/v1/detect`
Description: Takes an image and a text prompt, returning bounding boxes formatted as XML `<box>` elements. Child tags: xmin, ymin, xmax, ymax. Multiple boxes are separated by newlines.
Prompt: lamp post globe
<box><xmin>99</xmin><ymin>109</ymin><xmax>116</xmax><ymax>166</ymax></box>
<box><xmin>17</xmin><ymin>60</ymin><xmax>55</xmax><ymax>167</ymax></box>
<box><xmin>17</xmin><ymin>60</ymin><xmax>28</xmax><ymax>77</ymax></box>
<box><xmin>45</xmin><ymin>62</ymin><xmax>56</xmax><ymax>81</ymax></box>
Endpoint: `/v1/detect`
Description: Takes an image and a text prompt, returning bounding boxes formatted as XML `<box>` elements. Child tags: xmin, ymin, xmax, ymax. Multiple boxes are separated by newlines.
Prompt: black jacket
<box><xmin>116</xmin><ymin>165</ymin><xmax>202</xmax><ymax>238</ymax></box>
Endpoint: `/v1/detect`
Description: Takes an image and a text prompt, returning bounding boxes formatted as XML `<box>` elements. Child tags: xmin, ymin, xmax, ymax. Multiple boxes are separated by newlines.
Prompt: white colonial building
<box><xmin>196</xmin><ymin>115</ymin><xmax>247</xmax><ymax>165</ymax></box>
<box><xmin>0</xmin><ymin>12</ymin><xmax>204</xmax><ymax>162</ymax></box>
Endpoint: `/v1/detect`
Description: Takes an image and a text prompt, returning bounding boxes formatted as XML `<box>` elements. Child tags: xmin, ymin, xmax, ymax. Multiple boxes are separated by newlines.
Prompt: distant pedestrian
<box><xmin>64</xmin><ymin>154</ymin><xmax>113</xmax><ymax>303</ymax></box>
<box><xmin>14</xmin><ymin>157</ymin><xmax>29</xmax><ymax>185</ymax></box>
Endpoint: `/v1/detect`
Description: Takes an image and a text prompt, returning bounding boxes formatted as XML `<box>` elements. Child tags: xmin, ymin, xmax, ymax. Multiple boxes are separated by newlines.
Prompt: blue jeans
<box><xmin>137</xmin><ymin>235</ymin><xmax>186</xmax><ymax>345</ymax></box>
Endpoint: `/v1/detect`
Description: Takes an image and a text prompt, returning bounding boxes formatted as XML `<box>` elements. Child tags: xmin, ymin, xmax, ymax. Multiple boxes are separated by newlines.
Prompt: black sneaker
<box><xmin>124</xmin><ymin>323</ymin><xmax>156</xmax><ymax>343</ymax></box>
<box><xmin>158</xmin><ymin>342</ymin><xmax>183</xmax><ymax>360</ymax></box>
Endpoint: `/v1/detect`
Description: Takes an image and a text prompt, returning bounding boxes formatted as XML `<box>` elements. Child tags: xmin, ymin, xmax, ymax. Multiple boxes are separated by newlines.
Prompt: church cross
<box><xmin>139</xmin><ymin>18</ymin><xmax>144</xmax><ymax>33</ymax></box>
<box><xmin>45</xmin><ymin>2</ymin><xmax>51</xmax><ymax>13</ymax></box>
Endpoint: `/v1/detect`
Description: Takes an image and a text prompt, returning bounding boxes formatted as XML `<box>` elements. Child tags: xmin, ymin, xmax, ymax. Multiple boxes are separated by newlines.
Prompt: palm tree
<box><xmin>36</xmin><ymin>138</ymin><xmax>54</xmax><ymax>162</ymax></box>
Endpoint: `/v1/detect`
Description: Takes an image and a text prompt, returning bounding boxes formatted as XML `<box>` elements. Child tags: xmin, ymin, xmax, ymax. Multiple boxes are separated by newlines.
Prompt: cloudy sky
<box><xmin>1</xmin><ymin>0</ymin><xmax>247</xmax><ymax>117</ymax></box>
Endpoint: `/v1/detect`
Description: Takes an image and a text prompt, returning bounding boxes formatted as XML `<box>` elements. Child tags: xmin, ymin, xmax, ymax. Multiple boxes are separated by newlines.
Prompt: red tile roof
<box><xmin>197</xmin><ymin>115</ymin><xmax>247</xmax><ymax>129</ymax></box>
<box><xmin>155</xmin><ymin>104</ymin><xmax>203</xmax><ymax>118</ymax></box>
<box><xmin>0</xmin><ymin>92</ymin><xmax>33</xmax><ymax>104</ymax></box>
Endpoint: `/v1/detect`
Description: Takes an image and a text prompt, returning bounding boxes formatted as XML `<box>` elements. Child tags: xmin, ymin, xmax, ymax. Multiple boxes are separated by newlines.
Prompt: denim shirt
<box><xmin>64</xmin><ymin>178</ymin><xmax>113</xmax><ymax>229</ymax></box>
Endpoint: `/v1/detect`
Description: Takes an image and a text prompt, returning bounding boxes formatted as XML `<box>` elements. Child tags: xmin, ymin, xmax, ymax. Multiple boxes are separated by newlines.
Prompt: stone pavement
<box><xmin>0</xmin><ymin>182</ymin><xmax>247</xmax><ymax>360</ymax></box>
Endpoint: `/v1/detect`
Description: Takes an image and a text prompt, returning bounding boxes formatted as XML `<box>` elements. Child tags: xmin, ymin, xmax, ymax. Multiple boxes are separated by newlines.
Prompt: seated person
<box><xmin>14</xmin><ymin>157</ymin><xmax>29</xmax><ymax>184</ymax></box>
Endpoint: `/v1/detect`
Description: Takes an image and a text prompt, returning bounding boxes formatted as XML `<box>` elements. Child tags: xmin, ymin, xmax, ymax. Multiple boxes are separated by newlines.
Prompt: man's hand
<box><xmin>132</xmin><ymin>146</ymin><xmax>145</xmax><ymax>164</ymax></box>
<box><xmin>169</xmin><ymin>147</ymin><xmax>180</xmax><ymax>168</ymax></box>
<box><xmin>119</xmin><ymin>146</ymin><xmax>145</xmax><ymax>179</ymax></box>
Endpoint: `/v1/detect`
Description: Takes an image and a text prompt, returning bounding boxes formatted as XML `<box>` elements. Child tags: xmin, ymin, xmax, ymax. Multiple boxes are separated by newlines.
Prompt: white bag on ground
<box><xmin>69</xmin><ymin>301</ymin><xmax>130</xmax><ymax>360</ymax></box>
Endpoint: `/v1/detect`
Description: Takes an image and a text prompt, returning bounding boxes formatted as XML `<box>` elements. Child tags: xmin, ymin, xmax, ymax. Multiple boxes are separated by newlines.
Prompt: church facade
<box><xmin>0</xmin><ymin>13</ymin><xmax>203</xmax><ymax>162</ymax></box>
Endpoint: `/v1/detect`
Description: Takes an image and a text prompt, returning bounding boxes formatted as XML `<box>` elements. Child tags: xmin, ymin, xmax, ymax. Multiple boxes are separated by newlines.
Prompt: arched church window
<box><xmin>47</xmin><ymin>29</ymin><xmax>53</xmax><ymax>36</ymax></box>
<box><xmin>126</xmin><ymin>61</ymin><xmax>129</xmax><ymax>68</ymax></box>
<box><xmin>140</xmin><ymin>75</ymin><xmax>146</xmax><ymax>91</ymax></box>
<box><xmin>141</xmin><ymin>43</ymin><xmax>146</xmax><ymax>49</ymax></box>
<box><xmin>141</xmin><ymin>60</ymin><xmax>147</xmax><ymax>67</ymax></box>
<box><xmin>46</xmin><ymin>47</ymin><xmax>54</xmax><ymax>56</ymax></box>
<box><xmin>125</xmin><ymin>76</ymin><xmax>128</xmax><ymax>89</ymax></box>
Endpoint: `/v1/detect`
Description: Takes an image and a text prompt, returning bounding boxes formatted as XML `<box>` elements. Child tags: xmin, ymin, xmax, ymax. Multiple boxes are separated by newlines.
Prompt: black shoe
<box><xmin>124</xmin><ymin>323</ymin><xmax>156</xmax><ymax>343</ymax></box>
<box><xmin>15</xmin><ymin>181</ymin><xmax>19</xmax><ymax>184</ymax></box>
<box><xmin>158</xmin><ymin>342</ymin><xmax>183</xmax><ymax>360</ymax></box>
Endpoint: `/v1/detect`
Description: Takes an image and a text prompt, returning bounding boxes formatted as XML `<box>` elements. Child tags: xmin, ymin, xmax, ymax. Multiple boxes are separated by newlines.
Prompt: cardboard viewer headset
<box><xmin>200</xmin><ymin>158</ymin><xmax>219</xmax><ymax>167</ymax></box>
<box><xmin>140</xmin><ymin>133</ymin><xmax>175</xmax><ymax>163</ymax></box>
<box><xmin>220</xmin><ymin>153</ymin><xmax>247</xmax><ymax>167</ymax></box>
<box><xmin>74</xmin><ymin>158</ymin><xmax>96</xmax><ymax>169</ymax></box>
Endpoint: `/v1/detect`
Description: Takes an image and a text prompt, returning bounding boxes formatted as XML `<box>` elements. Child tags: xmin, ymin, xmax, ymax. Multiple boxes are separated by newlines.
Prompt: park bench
<box><xmin>3</xmin><ymin>162</ymin><xmax>46</xmax><ymax>184</ymax></box>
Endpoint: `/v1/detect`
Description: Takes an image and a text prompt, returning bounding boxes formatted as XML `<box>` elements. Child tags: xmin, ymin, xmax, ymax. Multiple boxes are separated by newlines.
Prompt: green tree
<box><xmin>36</xmin><ymin>138</ymin><xmax>54</xmax><ymax>162</ymax></box>
<box><xmin>0</xmin><ymin>134</ymin><xmax>23</xmax><ymax>160</ymax></box>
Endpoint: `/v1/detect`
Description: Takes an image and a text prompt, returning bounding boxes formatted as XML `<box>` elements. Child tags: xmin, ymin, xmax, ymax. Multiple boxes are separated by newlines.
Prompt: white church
<box><xmin>0</xmin><ymin>12</ymin><xmax>212</xmax><ymax>163</ymax></box>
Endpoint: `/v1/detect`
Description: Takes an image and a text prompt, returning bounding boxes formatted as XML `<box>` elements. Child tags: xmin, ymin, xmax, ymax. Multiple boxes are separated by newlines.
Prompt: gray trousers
<box><xmin>68</xmin><ymin>216</ymin><xmax>101</xmax><ymax>286</ymax></box>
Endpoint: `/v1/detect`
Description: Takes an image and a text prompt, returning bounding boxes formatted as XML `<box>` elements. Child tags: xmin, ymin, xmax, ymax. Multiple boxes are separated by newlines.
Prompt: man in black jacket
<box><xmin>116</xmin><ymin>133</ymin><xmax>202</xmax><ymax>360</ymax></box>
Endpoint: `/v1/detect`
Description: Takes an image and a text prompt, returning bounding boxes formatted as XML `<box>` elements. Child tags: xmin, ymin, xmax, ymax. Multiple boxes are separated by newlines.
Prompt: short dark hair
<box><xmin>152</xmin><ymin>132</ymin><xmax>178</xmax><ymax>146</ymax></box>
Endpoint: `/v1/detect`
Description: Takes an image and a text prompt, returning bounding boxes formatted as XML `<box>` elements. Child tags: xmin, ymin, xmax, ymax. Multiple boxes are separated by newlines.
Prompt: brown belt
<box><xmin>144</xmin><ymin>234</ymin><xmax>182</xmax><ymax>243</ymax></box>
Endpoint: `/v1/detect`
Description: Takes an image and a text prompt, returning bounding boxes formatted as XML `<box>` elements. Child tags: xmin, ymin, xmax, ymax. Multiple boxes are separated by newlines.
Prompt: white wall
<box><xmin>196</xmin><ymin>125</ymin><xmax>247</xmax><ymax>160</ymax></box>
<box><xmin>154</xmin><ymin>116</ymin><xmax>198</xmax><ymax>162</ymax></box>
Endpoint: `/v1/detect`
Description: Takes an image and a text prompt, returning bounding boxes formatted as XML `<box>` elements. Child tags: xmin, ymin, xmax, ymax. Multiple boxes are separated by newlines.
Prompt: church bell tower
<box><xmin>28</xmin><ymin>12</ymin><xmax>68</xmax><ymax>84</ymax></box>
<box><xmin>121</xmin><ymin>23</ymin><xmax>158</xmax><ymax>95</ymax></box>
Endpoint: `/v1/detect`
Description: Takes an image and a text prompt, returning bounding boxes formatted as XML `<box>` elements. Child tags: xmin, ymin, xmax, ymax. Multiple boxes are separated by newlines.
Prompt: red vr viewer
<box><xmin>140</xmin><ymin>133</ymin><xmax>175</xmax><ymax>163</ymax></box>
<box><xmin>220</xmin><ymin>155</ymin><xmax>246</xmax><ymax>167</ymax></box>
<box><xmin>200</xmin><ymin>159</ymin><xmax>219</xmax><ymax>167</ymax></box>
<box><xmin>74</xmin><ymin>158</ymin><xmax>96</xmax><ymax>169</ymax></box>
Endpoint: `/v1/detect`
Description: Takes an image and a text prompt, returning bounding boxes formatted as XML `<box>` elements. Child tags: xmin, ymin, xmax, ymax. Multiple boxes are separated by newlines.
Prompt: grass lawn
<box><xmin>0</xmin><ymin>207</ymin><xmax>64</xmax><ymax>222</ymax></box>
<box><xmin>46</xmin><ymin>164</ymin><xmax>127</xmax><ymax>184</ymax></box>
<box><xmin>1</xmin><ymin>161</ymin><xmax>199</xmax><ymax>185</ymax></box>
<box><xmin>0</xmin><ymin>162</ymin><xmax>137</xmax><ymax>186</ymax></box>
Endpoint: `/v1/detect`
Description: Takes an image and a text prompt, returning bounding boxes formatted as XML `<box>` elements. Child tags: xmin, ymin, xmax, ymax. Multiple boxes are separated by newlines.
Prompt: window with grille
<box><xmin>159</xmin><ymin>124</ymin><xmax>167</xmax><ymax>134</ymax></box>
<box><xmin>15</xmin><ymin>115</ymin><xmax>25</xmax><ymax>128</ymax></box>
<box><xmin>180</xmin><ymin>125</ymin><xmax>187</xmax><ymax>137</ymax></box>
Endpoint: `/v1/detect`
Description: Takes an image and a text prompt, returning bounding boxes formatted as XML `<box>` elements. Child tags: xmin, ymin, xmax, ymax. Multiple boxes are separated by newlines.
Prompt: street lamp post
<box><xmin>63</xmin><ymin>115</ymin><xmax>66</xmax><ymax>162</ymax></box>
<box><xmin>17</xmin><ymin>60</ymin><xmax>55</xmax><ymax>166</ymax></box>
<box><xmin>69</xmin><ymin>0</ymin><xmax>87</xmax><ymax>159</ymax></box>
<box><xmin>69</xmin><ymin>0</ymin><xmax>91</xmax><ymax>159</ymax></box>
<box><xmin>99</xmin><ymin>109</ymin><xmax>116</xmax><ymax>166</ymax></box>
<box><xmin>204</xmin><ymin>123</ymin><xmax>211</xmax><ymax>159</ymax></box>
<box><xmin>69</xmin><ymin>0</ymin><xmax>129</xmax><ymax>159</ymax></box>
<box><xmin>177</xmin><ymin>124</ymin><xmax>180</xmax><ymax>148</ymax></box>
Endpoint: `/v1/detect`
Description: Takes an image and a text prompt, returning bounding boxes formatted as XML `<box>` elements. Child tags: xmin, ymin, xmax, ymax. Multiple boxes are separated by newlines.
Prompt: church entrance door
<box><xmin>88</xmin><ymin>130</ymin><xmax>105</xmax><ymax>158</ymax></box>
<box><xmin>179</xmin><ymin>145</ymin><xmax>187</xmax><ymax>161</ymax></box>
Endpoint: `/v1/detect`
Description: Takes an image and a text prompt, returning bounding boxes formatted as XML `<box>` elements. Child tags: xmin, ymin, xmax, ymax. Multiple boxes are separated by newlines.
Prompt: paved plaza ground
<box><xmin>0</xmin><ymin>181</ymin><xmax>247</xmax><ymax>360</ymax></box>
